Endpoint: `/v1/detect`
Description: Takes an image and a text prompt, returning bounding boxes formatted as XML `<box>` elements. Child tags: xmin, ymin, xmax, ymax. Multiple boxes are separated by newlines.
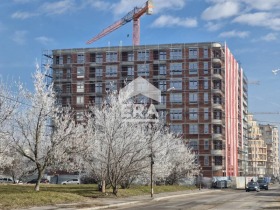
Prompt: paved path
<box><xmin>22</xmin><ymin>189</ymin><xmax>215</xmax><ymax>210</ymax></box>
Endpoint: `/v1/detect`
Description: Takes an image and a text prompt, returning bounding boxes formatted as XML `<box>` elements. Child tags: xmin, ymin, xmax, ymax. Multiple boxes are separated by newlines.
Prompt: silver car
<box><xmin>61</xmin><ymin>178</ymin><xmax>80</xmax><ymax>185</ymax></box>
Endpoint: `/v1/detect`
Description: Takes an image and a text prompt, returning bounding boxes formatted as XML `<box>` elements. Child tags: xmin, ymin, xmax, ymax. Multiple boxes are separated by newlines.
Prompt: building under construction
<box><xmin>45</xmin><ymin>41</ymin><xmax>249</xmax><ymax>178</ymax></box>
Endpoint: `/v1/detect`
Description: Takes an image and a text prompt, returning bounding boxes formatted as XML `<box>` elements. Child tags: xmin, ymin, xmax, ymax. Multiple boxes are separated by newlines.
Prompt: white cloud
<box><xmin>40</xmin><ymin>0</ymin><xmax>75</xmax><ymax>15</ymax></box>
<box><xmin>233</xmin><ymin>12</ymin><xmax>280</xmax><ymax>31</ymax></box>
<box><xmin>35</xmin><ymin>36</ymin><xmax>54</xmax><ymax>45</ymax></box>
<box><xmin>11</xmin><ymin>11</ymin><xmax>37</xmax><ymax>19</ymax></box>
<box><xmin>12</xmin><ymin>30</ymin><xmax>28</xmax><ymax>45</ymax></box>
<box><xmin>242</xmin><ymin>0</ymin><xmax>280</xmax><ymax>10</ymax></box>
<box><xmin>260</xmin><ymin>33</ymin><xmax>278</xmax><ymax>42</ymax></box>
<box><xmin>202</xmin><ymin>1</ymin><xmax>240</xmax><ymax>20</ymax></box>
<box><xmin>151</xmin><ymin>15</ymin><xmax>197</xmax><ymax>28</ymax></box>
<box><xmin>81</xmin><ymin>0</ymin><xmax>112</xmax><ymax>11</ymax></box>
<box><xmin>219</xmin><ymin>30</ymin><xmax>249</xmax><ymax>38</ymax></box>
<box><xmin>205</xmin><ymin>21</ymin><xmax>223</xmax><ymax>31</ymax></box>
<box><xmin>112</xmin><ymin>0</ymin><xmax>187</xmax><ymax>16</ymax></box>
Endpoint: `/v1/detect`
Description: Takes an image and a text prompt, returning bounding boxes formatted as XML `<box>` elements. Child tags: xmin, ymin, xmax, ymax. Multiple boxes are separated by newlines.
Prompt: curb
<box><xmin>77</xmin><ymin>201</ymin><xmax>140</xmax><ymax>210</ymax></box>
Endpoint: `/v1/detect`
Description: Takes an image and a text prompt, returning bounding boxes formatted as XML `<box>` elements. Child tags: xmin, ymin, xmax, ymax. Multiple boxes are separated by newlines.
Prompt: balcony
<box><xmin>213</xmin><ymin>58</ymin><xmax>222</xmax><ymax>64</ymax></box>
<box><xmin>212</xmin><ymin>165</ymin><xmax>223</xmax><ymax>171</ymax></box>
<box><xmin>213</xmin><ymin>103</ymin><xmax>223</xmax><ymax>109</ymax></box>
<box><xmin>212</xmin><ymin>73</ymin><xmax>223</xmax><ymax>80</ymax></box>
<box><xmin>212</xmin><ymin>43</ymin><xmax>222</xmax><ymax>48</ymax></box>
<box><xmin>211</xmin><ymin>149</ymin><xmax>223</xmax><ymax>155</ymax></box>
<box><xmin>213</xmin><ymin>133</ymin><xmax>223</xmax><ymax>140</ymax></box>
<box><xmin>213</xmin><ymin>118</ymin><xmax>222</xmax><ymax>124</ymax></box>
<box><xmin>212</xmin><ymin>88</ymin><xmax>223</xmax><ymax>95</ymax></box>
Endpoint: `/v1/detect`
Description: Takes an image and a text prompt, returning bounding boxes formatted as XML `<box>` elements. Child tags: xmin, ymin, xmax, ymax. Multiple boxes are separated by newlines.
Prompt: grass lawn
<box><xmin>0</xmin><ymin>184</ymin><xmax>196</xmax><ymax>210</ymax></box>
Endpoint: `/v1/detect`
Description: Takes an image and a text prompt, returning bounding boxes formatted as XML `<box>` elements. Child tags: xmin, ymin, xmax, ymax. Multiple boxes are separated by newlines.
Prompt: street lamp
<box><xmin>199</xmin><ymin>167</ymin><xmax>203</xmax><ymax>190</ymax></box>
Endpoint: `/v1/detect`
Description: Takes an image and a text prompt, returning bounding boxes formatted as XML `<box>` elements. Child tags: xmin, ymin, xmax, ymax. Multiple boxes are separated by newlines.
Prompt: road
<box><xmin>114</xmin><ymin>184</ymin><xmax>280</xmax><ymax>210</ymax></box>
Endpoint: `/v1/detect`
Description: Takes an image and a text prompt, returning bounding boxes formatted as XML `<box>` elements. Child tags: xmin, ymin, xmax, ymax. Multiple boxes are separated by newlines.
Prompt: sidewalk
<box><xmin>24</xmin><ymin>188</ymin><xmax>216</xmax><ymax>210</ymax></box>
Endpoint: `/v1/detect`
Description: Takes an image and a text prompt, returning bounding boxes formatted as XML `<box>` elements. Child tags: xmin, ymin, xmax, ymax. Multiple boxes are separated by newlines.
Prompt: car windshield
<box><xmin>257</xmin><ymin>180</ymin><xmax>265</xmax><ymax>183</ymax></box>
<box><xmin>248</xmin><ymin>182</ymin><xmax>257</xmax><ymax>186</ymax></box>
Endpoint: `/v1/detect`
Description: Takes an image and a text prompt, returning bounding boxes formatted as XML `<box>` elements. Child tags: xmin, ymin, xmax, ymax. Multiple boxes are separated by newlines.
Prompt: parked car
<box><xmin>257</xmin><ymin>179</ymin><xmax>269</xmax><ymax>190</ymax></box>
<box><xmin>0</xmin><ymin>177</ymin><xmax>14</xmax><ymax>184</ymax></box>
<box><xmin>27</xmin><ymin>178</ymin><xmax>49</xmax><ymax>184</ymax></box>
<box><xmin>246</xmin><ymin>181</ymin><xmax>260</xmax><ymax>192</ymax></box>
<box><xmin>61</xmin><ymin>179</ymin><xmax>80</xmax><ymax>185</ymax></box>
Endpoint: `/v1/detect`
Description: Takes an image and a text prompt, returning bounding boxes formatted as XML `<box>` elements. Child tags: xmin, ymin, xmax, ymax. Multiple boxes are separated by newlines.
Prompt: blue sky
<box><xmin>1</xmin><ymin>0</ymin><xmax>280</xmax><ymax>124</ymax></box>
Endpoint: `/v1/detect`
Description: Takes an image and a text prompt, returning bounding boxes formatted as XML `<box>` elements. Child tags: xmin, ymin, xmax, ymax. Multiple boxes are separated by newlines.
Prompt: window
<box><xmin>77</xmin><ymin>67</ymin><xmax>84</xmax><ymax>78</ymax></box>
<box><xmin>96</xmin><ymin>53</ymin><xmax>103</xmax><ymax>63</ymax></box>
<box><xmin>66</xmin><ymin>97</ymin><xmax>71</xmax><ymax>105</ymax></box>
<box><xmin>214</xmin><ymin>156</ymin><xmax>222</xmax><ymax>165</ymax></box>
<box><xmin>77</xmin><ymin>54</ymin><xmax>84</xmax><ymax>63</ymax></box>
<box><xmin>54</xmin><ymin>69</ymin><xmax>63</xmax><ymax>79</ymax></box>
<box><xmin>204</xmin><ymin>124</ymin><xmax>209</xmax><ymax>134</ymax></box>
<box><xmin>54</xmin><ymin>84</ymin><xmax>62</xmax><ymax>93</ymax></box>
<box><xmin>106</xmin><ymin>65</ymin><xmax>117</xmax><ymax>77</ymax></box>
<box><xmin>189</xmin><ymin>78</ymin><xmax>198</xmax><ymax>89</ymax></box>
<box><xmin>137</xmin><ymin>64</ymin><xmax>149</xmax><ymax>76</ymax></box>
<box><xmin>106</xmin><ymin>51</ymin><xmax>118</xmax><ymax>62</ymax></box>
<box><xmin>161</xmin><ymin>95</ymin><xmax>166</xmax><ymax>104</ymax></box>
<box><xmin>66</xmin><ymin>84</ymin><xmax>71</xmax><ymax>93</ymax></box>
<box><xmin>95</xmin><ymin>96</ymin><xmax>102</xmax><ymax>105</ymax></box>
<box><xmin>170</xmin><ymin>48</ymin><xmax>182</xmax><ymax>59</ymax></box>
<box><xmin>67</xmin><ymin>55</ymin><xmax>71</xmax><ymax>64</ymax></box>
<box><xmin>55</xmin><ymin>56</ymin><xmax>63</xmax><ymax>65</ymax></box>
<box><xmin>189</xmin><ymin>139</ymin><xmax>198</xmax><ymax>150</ymax></box>
<box><xmin>189</xmin><ymin>62</ymin><xmax>198</xmax><ymax>74</ymax></box>
<box><xmin>106</xmin><ymin>81</ymin><xmax>117</xmax><ymax>92</ymax></box>
<box><xmin>76</xmin><ymin>111</ymin><xmax>84</xmax><ymax>121</ymax></box>
<box><xmin>189</xmin><ymin>108</ymin><xmax>198</xmax><ymax>120</ymax></box>
<box><xmin>96</xmin><ymin>67</ymin><xmax>102</xmax><ymax>77</ymax></box>
<box><xmin>189</xmin><ymin>93</ymin><xmax>198</xmax><ymax>104</ymax></box>
<box><xmin>159</xmin><ymin>65</ymin><xmax>166</xmax><ymax>75</ymax></box>
<box><xmin>170</xmin><ymin>109</ymin><xmax>182</xmax><ymax>120</ymax></box>
<box><xmin>137</xmin><ymin>50</ymin><xmax>149</xmax><ymax>61</ymax></box>
<box><xmin>204</xmin><ymin>139</ymin><xmax>209</xmax><ymax>150</ymax></box>
<box><xmin>170</xmin><ymin>79</ymin><xmax>182</xmax><ymax>90</ymax></box>
<box><xmin>76</xmin><ymin>96</ymin><xmax>84</xmax><ymax>105</ymax></box>
<box><xmin>214</xmin><ymin>110</ymin><xmax>222</xmax><ymax>119</ymax></box>
<box><xmin>170</xmin><ymin>93</ymin><xmax>182</xmax><ymax>103</ymax></box>
<box><xmin>214</xmin><ymin>125</ymin><xmax>222</xmax><ymax>134</ymax></box>
<box><xmin>204</xmin><ymin>156</ymin><xmax>209</xmax><ymax>166</ymax></box>
<box><xmin>159</xmin><ymin>81</ymin><xmax>166</xmax><ymax>91</ymax></box>
<box><xmin>203</xmin><ymin>78</ymin><xmax>209</xmax><ymax>89</ymax></box>
<box><xmin>128</xmin><ymin>52</ymin><xmax>134</xmax><ymax>61</ymax></box>
<box><xmin>203</xmin><ymin>47</ymin><xmax>208</xmax><ymax>58</ymax></box>
<box><xmin>170</xmin><ymin>124</ymin><xmax>183</xmax><ymax>134</ymax></box>
<box><xmin>189</xmin><ymin>124</ymin><xmax>198</xmax><ymax>134</ymax></box>
<box><xmin>127</xmin><ymin>66</ymin><xmax>134</xmax><ymax>76</ymax></box>
<box><xmin>77</xmin><ymin>82</ymin><xmax>84</xmax><ymax>93</ymax></box>
<box><xmin>203</xmin><ymin>62</ymin><xmax>208</xmax><ymax>74</ymax></box>
<box><xmin>189</xmin><ymin>48</ymin><xmax>198</xmax><ymax>59</ymax></box>
<box><xmin>95</xmin><ymin>83</ymin><xmax>102</xmax><ymax>93</ymax></box>
<box><xmin>159</xmin><ymin>51</ymin><xmax>166</xmax><ymax>60</ymax></box>
<box><xmin>66</xmin><ymin>69</ymin><xmax>71</xmax><ymax>79</ymax></box>
<box><xmin>203</xmin><ymin>93</ymin><xmax>209</xmax><ymax>104</ymax></box>
<box><xmin>170</xmin><ymin>63</ymin><xmax>182</xmax><ymax>75</ymax></box>
<box><xmin>204</xmin><ymin>108</ymin><xmax>209</xmax><ymax>120</ymax></box>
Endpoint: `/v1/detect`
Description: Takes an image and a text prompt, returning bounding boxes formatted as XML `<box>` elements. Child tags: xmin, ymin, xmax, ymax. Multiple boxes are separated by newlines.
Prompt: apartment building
<box><xmin>259</xmin><ymin>124</ymin><xmax>280</xmax><ymax>178</ymax></box>
<box><xmin>247</xmin><ymin>115</ymin><xmax>267</xmax><ymax>177</ymax></box>
<box><xmin>47</xmin><ymin>42</ymin><xmax>248</xmax><ymax>178</ymax></box>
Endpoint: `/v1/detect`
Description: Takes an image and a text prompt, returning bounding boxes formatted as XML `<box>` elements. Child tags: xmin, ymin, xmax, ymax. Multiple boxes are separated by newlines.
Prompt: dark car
<box><xmin>27</xmin><ymin>179</ymin><xmax>49</xmax><ymax>184</ymax></box>
<box><xmin>257</xmin><ymin>179</ymin><xmax>269</xmax><ymax>190</ymax></box>
<box><xmin>246</xmin><ymin>181</ymin><xmax>260</xmax><ymax>192</ymax></box>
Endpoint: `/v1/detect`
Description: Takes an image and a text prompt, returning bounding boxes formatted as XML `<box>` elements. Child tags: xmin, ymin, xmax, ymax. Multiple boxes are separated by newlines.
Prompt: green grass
<box><xmin>0</xmin><ymin>184</ymin><xmax>196</xmax><ymax>209</ymax></box>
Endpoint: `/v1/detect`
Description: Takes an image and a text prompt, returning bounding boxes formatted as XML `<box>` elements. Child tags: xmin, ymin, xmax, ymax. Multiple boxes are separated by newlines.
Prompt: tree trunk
<box><xmin>112</xmin><ymin>186</ymin><xmax>118</xmax><ymax>195</ymax></box>
<box><xmin>34</xmin><ymin>169</ymin><xmax>43</xmax><ymax>191</ymax></box>
<box><xmin>102</xmin><ymin>179</ymin><xmax>106</xmax><ymax>193</ymax></box>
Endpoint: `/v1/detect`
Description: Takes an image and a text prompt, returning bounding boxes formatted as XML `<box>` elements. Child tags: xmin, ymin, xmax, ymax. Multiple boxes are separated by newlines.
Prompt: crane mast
<box><xmin>86</xmin><ymin>0</ymin><xmax>153</xmax><ymax>46</ymax></box>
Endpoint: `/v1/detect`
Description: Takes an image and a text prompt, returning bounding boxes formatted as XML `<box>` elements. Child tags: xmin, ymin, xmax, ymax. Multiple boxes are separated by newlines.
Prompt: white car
<box><xmin>61</xmin><ymin>179</ymin><xmax>80</xmax><ymax>185</ymax></box>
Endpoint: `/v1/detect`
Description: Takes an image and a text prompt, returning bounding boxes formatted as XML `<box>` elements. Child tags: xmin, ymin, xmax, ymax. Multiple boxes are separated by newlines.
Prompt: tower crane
<box><xmin>86</xmin><ymin>0</ymin><xmax>153</xmax><ymax>46</ymax></box>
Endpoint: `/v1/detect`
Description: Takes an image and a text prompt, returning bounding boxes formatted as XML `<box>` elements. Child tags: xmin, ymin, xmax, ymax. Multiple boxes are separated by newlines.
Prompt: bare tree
<box><xmin>11</xmin><ymin>67</ymin><xmax>86</xmax><ymax>191</ymax></box>
<box><xmin>0</xmin><ymin>79</ymin><xmax>20</xmax><ymax>168</ymax></box>
<box><xmin>85</xmin><ymin>92</ymin><xmax>151</xmax><ymax>195</ymax></box>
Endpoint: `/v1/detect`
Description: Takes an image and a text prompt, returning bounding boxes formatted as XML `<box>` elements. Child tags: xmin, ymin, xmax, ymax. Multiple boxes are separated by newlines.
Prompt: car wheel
<box><xmin>266</xmin><ymin>188</ymin><xmax>268</xmax><ymax>190</ymax></box>
<box><xmin>63</xmin><ymin>183</ymin><xmax>66</xmax><ymax>185</ymax></box>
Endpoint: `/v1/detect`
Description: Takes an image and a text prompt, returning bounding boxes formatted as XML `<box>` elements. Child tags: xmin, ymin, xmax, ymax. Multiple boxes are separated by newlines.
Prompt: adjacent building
<box><xmin>46</xmin><ymin>42</ymin><xmax>248</xmax><ymax>178</ymax></box>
